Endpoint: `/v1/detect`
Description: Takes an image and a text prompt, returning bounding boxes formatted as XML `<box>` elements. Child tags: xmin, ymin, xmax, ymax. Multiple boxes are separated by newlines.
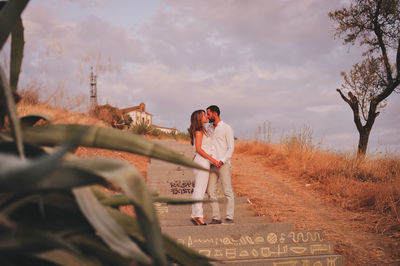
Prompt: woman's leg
<box><xmin>191</xmin><ymin>165</ymin><xmax>210</xmax><ymax>218</ymax></box>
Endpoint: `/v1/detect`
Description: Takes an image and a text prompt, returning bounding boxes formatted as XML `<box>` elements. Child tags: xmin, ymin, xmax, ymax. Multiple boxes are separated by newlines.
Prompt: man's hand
<box><xmin>216</xmin><ymin>161</ymin><xmax>223</xmax><ymax>168</ymax></box>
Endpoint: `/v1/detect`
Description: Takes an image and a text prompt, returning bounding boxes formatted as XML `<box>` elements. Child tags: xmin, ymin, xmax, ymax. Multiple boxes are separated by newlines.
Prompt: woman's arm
<box><xmin>195</xmin><ymin>131</ymin><xmax>218</xmax><ymax>166</ymax></box>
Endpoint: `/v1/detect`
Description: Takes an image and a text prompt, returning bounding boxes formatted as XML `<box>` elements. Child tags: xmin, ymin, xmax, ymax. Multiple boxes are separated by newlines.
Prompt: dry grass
<box><xmin>17</xmin><ymin>101</ymin><xmax>107</xmax><ymax>127</ymax></box>
<box><xmin>17</xmin><ymin>85</ymin><xmax>106</xmax><ymax>126</ymax></box>
<box><xmin>235</xmin><ymin>139</ymin><xmax>400</xmax><ymax>235</ymax></box>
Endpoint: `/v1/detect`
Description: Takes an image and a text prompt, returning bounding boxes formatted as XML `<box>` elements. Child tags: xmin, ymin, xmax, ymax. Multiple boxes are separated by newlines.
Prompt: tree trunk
<box><xmin>357</xmin><ymin>127</ymin><xmax>371</xmax><ymax>156</ymax></box>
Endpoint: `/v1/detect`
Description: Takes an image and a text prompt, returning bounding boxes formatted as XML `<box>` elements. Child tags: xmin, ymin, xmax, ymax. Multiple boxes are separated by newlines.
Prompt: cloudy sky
<box><xmin>6</xmin><ymin>0</ymin><xmax>400</xmax><ymax>153</ymax></box>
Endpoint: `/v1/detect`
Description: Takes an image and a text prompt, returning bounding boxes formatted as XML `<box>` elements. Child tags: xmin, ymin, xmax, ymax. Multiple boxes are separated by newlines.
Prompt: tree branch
<box><xmin>397</xmin><ymin>37</ymin><xmax>400</xmax><ymax>79</ymax></box>
<box><xmin>365</xmin><ymin>100</ymin><xmax>379</xmax><ymax>130</ymax></box>
<box><xmin>336</xmin><ymin>88</ymin><xmax>351</xmax><ymax>104</ymax></box>
<box><xmin>337</xmin><ymin>89</ymin><xmax>363</xmax><ymax>132</ymax></box>
<box><xmin>373</xmin><ymin>0</ymin><xmax>393</xmax><ymax>85</ymax></box>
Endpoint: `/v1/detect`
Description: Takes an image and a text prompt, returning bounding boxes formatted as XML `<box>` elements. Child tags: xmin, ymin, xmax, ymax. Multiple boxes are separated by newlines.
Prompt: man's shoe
<box><xmin>209</xmin><ymin>219</ymin><xmax>222</xmax><ymax>224</ymax></box>
<box><xmin>223</xmin><ymin>218</ymin><xmax>234</xmax><ymax>224</ymax></box>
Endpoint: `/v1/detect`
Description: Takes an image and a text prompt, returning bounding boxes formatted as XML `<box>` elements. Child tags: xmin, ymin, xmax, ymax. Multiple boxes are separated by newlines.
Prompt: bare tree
<box><xmin>329</xmin><ymin>0</ymin><xmax>400</xmax><ymax>156</ymax></box>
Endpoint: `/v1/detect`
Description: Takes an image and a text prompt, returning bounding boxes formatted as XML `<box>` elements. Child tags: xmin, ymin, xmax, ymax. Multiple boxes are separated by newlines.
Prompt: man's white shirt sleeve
<box><xmin>221</xmin><ymin>123</ymin><xmax>234</xmax><ymax>164</ymax></box>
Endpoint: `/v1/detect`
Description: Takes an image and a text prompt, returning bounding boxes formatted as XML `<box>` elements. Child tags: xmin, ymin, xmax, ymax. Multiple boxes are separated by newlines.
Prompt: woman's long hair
<box><xmin>189</xmin><ymin>110</ymin><xmax>206</xmax><ymax>145</ymax></box>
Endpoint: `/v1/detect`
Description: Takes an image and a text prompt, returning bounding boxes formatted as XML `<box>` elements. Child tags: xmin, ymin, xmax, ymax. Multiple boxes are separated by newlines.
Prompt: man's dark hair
<box><xmin>207</xmin><ymin>105</ymin><xmax>220</xmax><ymax>116</ymax></box>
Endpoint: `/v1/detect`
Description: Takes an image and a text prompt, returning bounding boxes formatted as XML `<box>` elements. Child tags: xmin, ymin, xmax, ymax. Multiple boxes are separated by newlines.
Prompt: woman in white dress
<box><xmin>189</xmin><ymin>110</ymin><xmax>219</xmax><ymax>226</ymax></box>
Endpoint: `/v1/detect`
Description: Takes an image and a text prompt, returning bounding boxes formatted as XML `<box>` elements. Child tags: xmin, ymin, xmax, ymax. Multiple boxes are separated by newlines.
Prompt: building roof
<box><xmin>122</xmin><ymin>106</ymin><xmax>152</xmax><ymax>116</ymax></box>
<box><xmin>121</xmin><ymin>106</ymin><xmax>140</xmax><ymax>113</ymax></box>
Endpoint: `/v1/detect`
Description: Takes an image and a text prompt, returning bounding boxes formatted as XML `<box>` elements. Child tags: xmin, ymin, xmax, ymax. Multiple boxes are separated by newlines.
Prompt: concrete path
<box><xmin>148</xmin><ymin>140</ymin><xmax>345</xmax><ymax>265</ymax></box>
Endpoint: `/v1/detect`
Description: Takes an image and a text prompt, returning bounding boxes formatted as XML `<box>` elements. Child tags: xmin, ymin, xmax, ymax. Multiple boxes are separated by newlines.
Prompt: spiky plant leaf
<box><xmin>67</xmin><ymin>158</ymin><xmax>167</xmax><ymax>265</ymax></box>
<box><xmin>0</xmin><ymin>141</ymin><xmax>46</xmax><ymax>158</ymax></box>
<box><xmin>0</xmin><ymin>229</ymin><xmax>81</xmax><ymax>256</ymax></box>
<box><xmin>99</xmin><ymin>193</ymin><xmax>207</xmax><ymax>207</ymax></box>
<box><xmin>66</xmin><ymin>235</ymin><xmax>131</xmax><ymax>266</ymax></box>
<box><xmin>10</xmin><ymin>17</ymin><xmax>24</xmax><ymax>91</ymax></box>
<box><xmin>72</xmin><ymin>187</ymin><xmax>151</xmax><ymax>264</ymax></box>
<box><xmin>36</xmin><ymin>250</ymin><xmax>96</xmax><ymax>266</ymax></box>
<box><xmin>0</xmin><ymin>129</ymin><xmax>88</xmax><ymax>191</ymax></box>
<box><xmin>0</xmin><ymin>67</ymin><xmax>24</xmax><ymax>159</ymax></box>
<box><xmin>0</xmin><ymin>0</ymin><xmax>29</xmax><ymax>50</ymax></box>
<box><xmin>22</xmin><ymin>124</ymin><xmax>205</xmax><ymax>170</ymax></box>
<box><xmin>0</xmin><ymin>193</ymin><xmax>93</xmax><ymax>236</ymax></box>
<box><xmin>154</xmin><ymin>197</ymin><xmax>210</xmax><ymax>205</ymax></box>
<box><xmin>106</xmin><ymin>207</ymin><xmax>212</xmax><ymax>266</ymax></box>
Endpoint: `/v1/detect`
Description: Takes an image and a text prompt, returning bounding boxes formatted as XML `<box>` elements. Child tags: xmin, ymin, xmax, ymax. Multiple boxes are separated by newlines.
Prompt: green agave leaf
<box><xmin>0</xmin><ymin>229</ymin><xmax>80</xmax><ymax>256</ymax></box>
<box><xmin>67</xmin><ymin>158</ymin><xmax>167</xmax><ymax>265</ymax></box>
<box><xmin>90</xmin><ymin>186</ymin><xmax>109</xmax><ymax>201</ymax></box>
<box><xmin>154</xmin><ymin>197</ymin><xmax>210</xmax><ymax>205</ymax></box>
<box><xmin>106</xmin><ymin>207</ymin><xmax>212</xmax><ymax>266</ymax></box>
<box><xmin>0</xmin><ymin>0</ymin><xmax>29</xmax><ymax>50</ymax></box>
<box><xmin>0</xmin><ymin>128</ymin><xmax>97</xmax><ymax>191</ymax></box>
<box><xmin>0</xmin><ymin>141</ymin><xmax>47</xmax><ymax>158</ymax></box>
<box><xmin>33</xmin><ymin>167</ymin><xmax>107</xmax><ymax>191</ymax></box>
<box><xmin>10</xmin><ymin>17</ymin><xmax>24</xmax><ymax>91</ymax></box>
<box><xmin>99</xmin><ymin>194</ymin><xmax>207</xmax><ymax>207</ymax></box>
<box><xmin>0</xmin><ymin>67</ymin><xmax>24</xmax><ymax>159</ymax></box>
<box><xmin>0</xmin><ymin>131</ymin><xmax>90</xmax><ymax>191</ymax></box>
<box><xmin>105</xmin><ymin>165</ymin><xmax>167</xmax><ymax>265</ymax></box>
<box><xmin>0</xmin><ymin>153</ymin><xmax>65</xmax><ymax>191</ymax></box>
<box><xmin>100</xmin><ymin>194</ymin><xmax>131</xmax><ymax>207</ymax></box>
<box><xmin>64</xmin><ymin>158</ymin><xmax>148</xmax><ymax>214</ymax></box>
<box><xmin>1</xmin><ymin>193</ymin><xmax>80</xmax><ymax>216</ymax></box>
<box><xmin>0</xmin><ymin>194</ymin><xmax>41</xmax><ymax>216</ymax></box>
<box><xmin>66</xmin><ymin>235</ymin><xmax>132</xmax><ymax>266</ymax></box>
<box><xmin>72</xmin><ymin>187</ymin><xmax>151</xmax><ymax>264</ymax></box>
<box><xmin>23</xmin><ymin>124</ymin><xmax>205</xmax><ymax>170</ymax></box>
<box><xmin>0</xmin><ymin>132</ymin><xmax>13</xmax><ymax>142</ymax></box>
<box><xmin>36</xmin><ymin>250</ymin><xmax>96</xmax><ymax>266</ymax></box>
<box><xmin>0</xmin><ymin>213</ymin><xmax>15</xmax><ymax>229</ymax></box>
<box><xmin>0</xmin><ymin>253</ymin><xmax>57</xmax><ymax>266</ymax></box>
<box><xmin>1</xmin><ymin>194</ymin><xmax>94</xmax><ymax>236</ymax></box>
<box><xmin>20</xmin><ymin>114</ymin><xmax>50</xmax><ymax>128</ymax></box>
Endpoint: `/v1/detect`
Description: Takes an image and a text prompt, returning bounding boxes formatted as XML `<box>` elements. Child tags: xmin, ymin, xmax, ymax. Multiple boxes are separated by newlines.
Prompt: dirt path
<box><xmin>231</xmin><ymin>153</ymin><xmax>399</xmax><ymax>265</ymax></box>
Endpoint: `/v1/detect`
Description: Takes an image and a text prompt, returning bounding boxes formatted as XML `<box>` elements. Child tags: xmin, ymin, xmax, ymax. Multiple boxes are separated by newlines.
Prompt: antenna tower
<box><xmin>90</xmin><ymin>67</ymin><xmax>98</xmax><ymax>110</ymax></box>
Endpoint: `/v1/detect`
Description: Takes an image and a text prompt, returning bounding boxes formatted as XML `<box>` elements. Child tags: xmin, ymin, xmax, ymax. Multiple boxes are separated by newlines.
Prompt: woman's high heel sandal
<box><xmin>190</xmin><ymin>217</ymin><xmax>207</xmax><ymax>226</ymax></box>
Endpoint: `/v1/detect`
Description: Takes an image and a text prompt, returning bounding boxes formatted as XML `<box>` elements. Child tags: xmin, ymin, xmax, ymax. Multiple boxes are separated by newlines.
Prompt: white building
<box><xmin>122</xmin><ymin>103</ymin><xmax>152</xmax><ymax>125</ymax></box>
<box><xmin>122</xmin><ymin>103</ymin><xmax>177</xmax><ymax>134</ymax></box>
<box><xmin>153</xmin><ymin>125</ymin><xmax>178</xmax><ymax>135</ymax></box>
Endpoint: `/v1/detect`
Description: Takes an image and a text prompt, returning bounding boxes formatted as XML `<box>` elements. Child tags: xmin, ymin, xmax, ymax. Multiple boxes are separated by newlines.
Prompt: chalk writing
<box><xmin>273</xmin><ymin>261</ymin><xmax>298</xmax><ymax>266</ymax></box>
<box><xmin>290</xmin><ymin>246</ymin><xmax>307</xmax><ymax>255</ymax></box>
<box><xmin>326</xmin><ymin>257</ymin><xmax>338</xmax><ymax>266</ymax></box>
<box><xmin>185</xmin><ymin>235</ymin><xmax>266</xmax><ymax>247</ymax></box>
<box><xmin>214</xmin><ymin>249</ymin><xmax>223</xmax><ymax>257</ymax></box>
<box><xmin>288</xmin><ymin>232</ymin><xmax>323</xmax><ymax>243</ymax></box>
<box><xmin>168</xmin><ymin>180</ymin><xmax>194</xmax><ymax>194</ymax></box>
<box><xmin>267</xmin><ymin>233</ymin><xmax>278</xmax><ymax>244</ymax></box>
<box><xmin>225</xmin><ymin>248</ymin><xmax>237</xmax><ymax>259</ymax></box>
<box><xmin>310</xmin><ymin>244</ymin><xmax>331</xmax><ymax>254</ymax></box>
<box><xmin>239</xmin><ymin>250</ymin><xmax>249</xmax><ymax>257</ymax></box>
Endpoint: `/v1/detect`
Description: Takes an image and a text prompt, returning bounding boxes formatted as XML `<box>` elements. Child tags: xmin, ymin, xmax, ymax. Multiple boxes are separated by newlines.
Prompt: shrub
<box><xmin>130</xmin><ymin>121</ymin><xmax>152</xmax><ymax>135</ymax></box>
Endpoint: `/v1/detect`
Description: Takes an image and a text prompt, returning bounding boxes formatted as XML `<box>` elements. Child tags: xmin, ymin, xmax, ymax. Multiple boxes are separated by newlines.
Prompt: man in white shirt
<box><xmin>206</xmin><ymin>105</ymin><xmax>235</xmax><ymax>224</ymax></box>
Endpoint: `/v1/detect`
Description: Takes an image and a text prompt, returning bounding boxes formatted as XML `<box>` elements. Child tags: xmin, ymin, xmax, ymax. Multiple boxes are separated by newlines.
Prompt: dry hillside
<box><xmin>15</xmin><ymin>101</ymin><xmax>400</xmax><ymax>265</ymax></box>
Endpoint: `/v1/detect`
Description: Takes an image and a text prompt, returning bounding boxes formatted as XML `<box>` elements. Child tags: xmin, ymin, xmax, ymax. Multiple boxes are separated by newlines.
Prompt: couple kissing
<box><xmin>188</xmin><ymin>105</ymin><xmax>234</xmax><ymax>226</ymax></box>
